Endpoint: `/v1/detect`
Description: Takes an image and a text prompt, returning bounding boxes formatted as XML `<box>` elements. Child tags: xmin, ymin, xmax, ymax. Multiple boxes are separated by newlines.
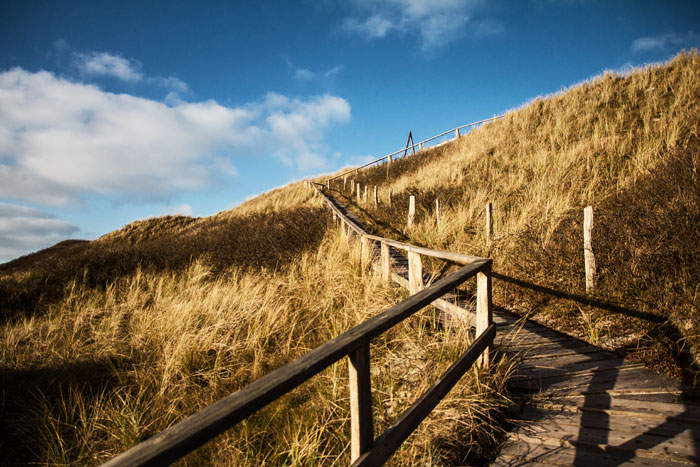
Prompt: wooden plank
<box><xmin>518</xmin><ymin>407</ymin><xmax>700</xmax><ymax>442</ymax></box>
<box><xmin>494</xmin><ymin>439</ymin><xmax>692</xmax><ymax>466</ymax></box>
<box><xmin>534</xmin><ymin>397</ymin><xmax>700</xmax><ymax>424</ymax></box>
<box><xmin>102</xmin><ymin>260</ymin><xmax>490</xmax><ymax>467</ymax></box>
<box><xmin>408</xmin><ymin>195</ymin><xmax>415</xmax><ymax>227</ymax></box>
<box><xmin>349</xmin><ymin>344</ymin><xmax>374</xmax><ymax>461</ymax></box>
<box><xmin>357</xmin><ymin>183</ymin><xmax>361</xmax><ymax>204</ymax></box>
<box><xmin>352</xmin><ymin>325</ymin><xmax>496</xmax><ymax>466</ymax></box>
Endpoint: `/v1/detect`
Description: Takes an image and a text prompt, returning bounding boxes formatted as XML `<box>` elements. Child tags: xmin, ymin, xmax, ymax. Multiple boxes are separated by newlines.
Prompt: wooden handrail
<box><xmin>328</xmin><ymin>115</ymin><xmax>504</xmax><ymax>182</ymax></box>
<box><xmin>102</xmin><ymin>259</ymin><xmax>492</xmax><ymax>466</ymax></box>
<box><xmin>312</xmin><ymin>183</ymin><xmax>485</xmax><ymax>265</ymax></box>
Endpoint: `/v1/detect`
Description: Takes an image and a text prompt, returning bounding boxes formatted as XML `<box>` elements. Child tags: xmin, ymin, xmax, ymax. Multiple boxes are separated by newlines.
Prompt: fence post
<box><xmin>374</xmin><ymin>186</ymin><xmax>378</xmax><ymax>207</ymax></box>
<box><xmin>477</xmin><ymin>262</ymin><xmax>493</xmax><ymax>367</ymax></box>
<box><xmin>381</xmin><ymin>242</ymin><xmax>391</xmax><ymax>282</ymax></box>
<box><xmin>350</xmin><ymin>179</ymin><xmax>355</xmax><ymax>194</ymax></box>
<box><xmin>408</xmin><ymin>251</ymin><xmax>423</xmax><ymax>294</ymax></box>
<box><xmin>485</xmin><ymin>202</ymin><xmax>493</xmax><ymax>245</ymax></box>
<box><xmin>408</xmin><ymin>195</ymin><xmax>416</xmax><ymax>227</ymax></box>
<box><xmin>357</xmin><ymin>184</ymin><xmax>361</xmax><ymax>204</ymax></box>
<box><xmin>584</xmin><ymin>206</ymin><xmax>596</xmax><ymax>292</ymax></box>
<box><xmin>435</xmin><ymin>199</ymin><xmax>441</xmax><ymax>228</ymax></box>
<box><xmin>388</xmin><ymin>154</ymin><xmax>392</xmax><ymax>165</ymax></box>
<box><xmin>388</xmin><ymin>188</ymin><xmax>392</xmax><ymax>208</ymax></box>
<box><xmin>361</xmin><ymin>235</ymin><xmax>369</xmax><ymax>268</ymax></box>
<box><xmin>419</xmin><ymin>142</ymin><xmax>423</xmax><ymax>152</ymax></box>
<box><xmin>455</xmin><ymin>128</ymin><xmax>460</xmax><ymax>139</ymax></box>
<box><xmin>344</xmin><ymin>176</ymin><xmax>347</xmax><ymax>192</ymax></box>
<box><xmin>348</xmin><ymin>344</ymin><xmax>373</xmax><ymax>462</ymax></box>
<box><xmin>363</xmin><ymin>186</ymin><xmax>368</xmax><ymax>203</ymax></box>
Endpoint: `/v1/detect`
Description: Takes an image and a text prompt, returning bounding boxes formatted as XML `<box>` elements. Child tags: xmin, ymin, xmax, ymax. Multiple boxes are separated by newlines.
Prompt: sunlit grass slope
<box><xmin>0</xmin><ymin>180</ymin><xmax>511</xmax><ymax>465</ymax></box>
<box><xmin>340</xmin><ymin>51</ymin><xmax>700</xmax><ymax>381</ymax></box>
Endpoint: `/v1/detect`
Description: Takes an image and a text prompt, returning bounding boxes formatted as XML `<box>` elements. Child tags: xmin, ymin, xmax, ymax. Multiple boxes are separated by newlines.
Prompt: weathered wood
<box><xmin>363</xmin><ymin>185</ymin><xmax>368</xmax><ymax>203</ymax></box>
<box><xmin>476</xmin><ymin>264</ymin><xmax>492</xmax><ymax>367</ymax></box>
<box><xmin>349</xmin><ymin>344</ymin><xmax>373</xmax><ymax>461</ymax></box>
<box><xmin>584</xmin><ymin>205</ymin><xmax>596</xmax><ymax>292</ymax></box>
<box><xmin>408</xmin><ymin>251</ymin><xmax>423</xmax><ymax>294</ymax></box>
<box><xmin>419</xmin><ymin>142</ymin><xmax>423</xmax><ymax>152</ymax></box>
<box><xmin>485</xmin><ymin>202</ymin><xmax>493</xmax><ymax>245</ymax></box>
<box><xmin>388</xmin><ymin>188</ymin><xmax>392</xmax><ymax>208</ymax></box>
<box><xmin>373</xmin><ymin>186</ymin><xmax>378</xmax><ymax>207</ymax></box>
<box><xmin>352</xmin><ymin>324</ymin><xmax>496</xmax><ymax>467</ymax></box>
<box><xmin>381</xmin><ymin>242</ymin><xmax>391</xmax><ymax>282</ymax></box>
<box><xmin>360</xmin><ymin>235</ymin><xmax>369</xmax><ymax>268</ymax></box>
<box><xmin>388</xmin><ymin>154</ymin><xmax>392</xmax><ymax>165</ymax></box>
<box><xmin>455</xmin><ymin>128</ymin><xmax>460</xmax><ymax>139</ymax></box>
<box><xmin>356</xmin><ymin>183</ymin><xmax>361</xmax><ymax>204</ymax></box>
<box><xmin>408</xmin><ymin>195</ymin><xmax>415</xmax><ymax>227</ymax></box>
<box><xmin>435</xmin><ymin>199</ymin><xmax>441</xmax><ymax>228</ymax></box>
<box><xmin>343</xmin><ymin>176</ymin><xmax>347</xmax><ymax>191</ymax></box>
<box><xmin>103</xmin><ymin>258</ymin><xmax>490</xmax><ymax>467</ymax></box>
<box><xmin>350</xmin><ymin>179</ymin><xmax>355</xmax><ymax>194</ymax></box>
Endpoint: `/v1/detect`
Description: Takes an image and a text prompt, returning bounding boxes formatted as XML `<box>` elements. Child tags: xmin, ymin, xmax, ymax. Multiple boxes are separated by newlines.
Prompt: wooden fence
<box><xmin>327</xmin><ymin>115</ymin><xmax>504</xmax><ymax>185</ymax></box>
<box><xmin>102</xmin><ymin>186</ymin><xmax>494</xmax><ymax>467</ymax></box>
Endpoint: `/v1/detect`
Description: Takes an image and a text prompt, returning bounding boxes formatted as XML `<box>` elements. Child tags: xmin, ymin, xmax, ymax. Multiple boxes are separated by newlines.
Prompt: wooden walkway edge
<box><xmin>321</xmin><ymin>189</ymin><xmax>700</xmax><ymax>466</ymax></box>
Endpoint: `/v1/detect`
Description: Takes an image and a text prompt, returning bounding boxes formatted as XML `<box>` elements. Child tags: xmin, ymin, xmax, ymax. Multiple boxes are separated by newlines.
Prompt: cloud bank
<box><xmin>0</xmin><ymin>67</ymin><xmax>350</xmax><ymax>206</ymax></box>
<box><xmin>632</xmin><ymin>31</ymin><xmax>700</xmax><ymax>53</ymax></box>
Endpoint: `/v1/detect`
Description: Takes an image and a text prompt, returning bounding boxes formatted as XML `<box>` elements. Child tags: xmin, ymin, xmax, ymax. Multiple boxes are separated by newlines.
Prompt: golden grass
<box><xmin>335</xmin><ymin>50</ymin><xmax>700</xmax><ymax>379</ymax></box>
<box><xmin>0</xmin><ymin>226</ymin><xmax>512</xmax><ymax>465</ymax></box>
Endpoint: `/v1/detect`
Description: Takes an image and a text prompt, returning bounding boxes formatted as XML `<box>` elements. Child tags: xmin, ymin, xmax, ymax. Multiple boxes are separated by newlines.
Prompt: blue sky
<box><xmin>1</xmin><ymin>0</ymin><xmax>698</xmax><ymax>262</ymax></box>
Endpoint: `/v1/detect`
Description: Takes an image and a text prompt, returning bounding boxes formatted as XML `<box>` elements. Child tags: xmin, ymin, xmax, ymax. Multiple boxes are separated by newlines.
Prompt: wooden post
<box><xmin>360</xmin><ymin>235</ymin><xmax>369</xmax><ymax>268</ymax></box>
<box><xmin>435</xmin><ymin>199</ymin><xmax>441</xmax><ymax>228</ymax></box>
<box><xmin>363</xmin><ymin>186</ymin><xmax>368</xmax><ymax>203</ymax></box>
<box><xmin>419</xmin><ymin>142</ymin><xmax>423</xmax><ymax>152</ymax></box>
<box><xmin>327</xmin><ymin>179</ymin><xmax>330</xmax><ymax>189</ymax></box>
<box><xmin>476</xmin><ymin>263</ymin><xmax>493</xmax><ymax>367</ymax></box>
<box><xmin>388</xmin><ymin>154</ymin><xmax>392</xmax><ymax>165</ymax></box>
<box><xmin>485</xmin><ymin>202</ymin><xmax>493</xmax><ymax>245</ymax></box>
<box><xmin>381</xmin><ymin>242</ymin><xmax>391</xmax><ymax>282</ymax></box>
<box><xmin>373</xmin><ymin>186</ymin><xmax>378</xmax><ymax>207</ymax></box>
<box><xmin>455</xmin><ymin>128</ymin><xmax>460</xmax><ymax>139</ymax></box>
<box><xmin>350</xmin><ymin>179</ymin><xmax>354</xmax><ymax>194</ymax></box>
<box><xmin>408</xmin><ymin>195</ymin><xmax>415</xmax><ymax>227</ymax></box>
<box><xmin>388</xmin><ymin>188</ymin><xmax>392</xmax><ymax>208</ymax></box>
<box><xmin>343</xmin><ymin>176</ymin><xmax>347</xmax><ymax>191</ymax></box>
<box><xmin>357</xmin><ymin>184</ymin><xmax>361</xmax><ymax>204</ymax></box>
<box><xmin>348</xmin><ymin>344</ymin><xmax>373</xmax><ymax>461</ymax></box>
<box><xmin>584</xmin><ymin>206</ymin><xmax>596</xmax><ymax>293</ymax></box>
<box><xmin>408</xmin><ymin>251</ymin><xmax>423</xmax><ymax>294</ymax></box>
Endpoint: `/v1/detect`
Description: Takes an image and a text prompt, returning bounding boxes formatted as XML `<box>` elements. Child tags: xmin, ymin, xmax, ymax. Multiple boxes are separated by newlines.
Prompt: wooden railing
<box><xmin>328</xmin><ymin>115</ymin><xmax>504</xmax><ymax>183</ymax></box>
<box><xmin>102</xmin><ymin>187</ymin><xmax>494</xmax><ymax>467</ymax></box>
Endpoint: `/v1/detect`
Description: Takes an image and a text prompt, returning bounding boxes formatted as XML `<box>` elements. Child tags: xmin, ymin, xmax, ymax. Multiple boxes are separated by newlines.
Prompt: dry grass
<box><xmin>333</xmin><ymin>50</ymin><xmax>700</xmax><ymax>381</ymax></box>
<box><xmin>0</xmin><ymin>226</ymin><xmax>511</xmax><ymax>465</ymax></box>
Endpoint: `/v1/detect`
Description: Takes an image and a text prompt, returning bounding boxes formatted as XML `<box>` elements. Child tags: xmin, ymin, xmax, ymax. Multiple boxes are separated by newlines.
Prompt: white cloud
<box><xmin>166</xmin><ymin>203</ymin><xmax>195</xmax><ymax>217</ymax></box>
<box><xmin>342</xmin><ymin>0</ymin><xmax>497</xmax><ymax>51</ymax></box>
<box><xmin>632</xmin><ymin>32</ymin><xmax>700</xmax><ymax>53</ymax></box>
<box><xmin>286</xmin><ymin>58</ymin><xmax>344</xmax><ymax>82</ymax></box>
<box><xmin>0</xmin><ymin>68</ymin><xmax>351</xmax><ymax>205</ymax></box>
<box><xmin>0</xmin><ymin>202</ymin><xmax>79</xmax><ymax>263</ymax></box>
<box><xmin>75</xmin><ymin>51</ymin><xmax>143</xmax><ymax>82</ymax></box>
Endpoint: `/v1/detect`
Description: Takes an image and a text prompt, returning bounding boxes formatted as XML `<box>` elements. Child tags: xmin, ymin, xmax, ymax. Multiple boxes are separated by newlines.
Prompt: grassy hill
<box><xmin>0</xmin><ymin>50</ymin><xmax>698</xmax><ymax>465</ymax></box>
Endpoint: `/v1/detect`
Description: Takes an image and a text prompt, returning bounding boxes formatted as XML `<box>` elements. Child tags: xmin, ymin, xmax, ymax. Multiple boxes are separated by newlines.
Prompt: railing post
<box><xmin>485</xmin><ymin>202</ymin><xmax>493</xmax><ymax>245</ymax></box>
<box><xmin>408</xmin><ymin>195</ymin><xmax>415</xmax><ymax>227</ymax></box>
<box><xmin>363</xmin><ymin>186</ymin><xmax>368</xmax><ymax>203</ymax></box>
<box><xmin>584</xmin><ymin>206</ymin><xmax>596</xmax><ymax>293</ymax></box>
<box><xmin>419</xmin><ymin>142</ymin><xmax>423</xmax><ymax>152</ymax></box>
<box><xmin>388</xmin><ymin>188</ymin><xmax>392</xmax><ymax>208</ymax></box>
<box><xmin>351</xmin><ymin>179</ymin><xmax>355</xmax><ymax>194</ymax></box>
<box><xmin>476</xmin><ymin>262</ymin><xmax>493</xmax><ymax>367</ymax></box>
<box><xmin>455</xmin><ymin>128</ymin><xmax>460</xmax><ymax>139</ymax></box>
<box><xmin>388</xmin><ymin>154</ymin><xmax>392</xmax><ymax>165</ymax></box>
<box><xmin>373</xmin><ymin>186</ymin><xmax>378</xmax><ymax>207</ymax></box>
<box><xmin>381</xmin><ymin>241</ymin><xmax>391</xmax><ymax>282</ymax></box>
<box><xmin>349</xmin><ymin>344</ymin><xmax>373</xmax><ymax>462</ymax></box>
<box><xmin>357</xmin><ymin>184</ymin><xmax>361</xmax><ymax>204</ymax></box>
<box><xmin>360</xmin><ymin>235</ymin><xmax>369</xmax><ymax>268</ymax></box>
<box><xmin>408</xmin><ymin>251</ymin><xmax>423</xmax><ymax>294</ymax></box>
<box><xmin>435</xmin><ymin>199</ymin><xmax>441</xmax><ymax>228</ymax></box>
<box><xmin>344</xmin><ymin>176</ymin><xmax>347</xmax><ymax>192</ymax></box>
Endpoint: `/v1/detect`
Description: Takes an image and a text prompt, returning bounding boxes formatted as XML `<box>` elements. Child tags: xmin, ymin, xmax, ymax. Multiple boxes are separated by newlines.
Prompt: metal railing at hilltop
<box><xmin>329</xmin><ymin>115</ymin><xmax>505</xmax><ymax>183</ymax></box>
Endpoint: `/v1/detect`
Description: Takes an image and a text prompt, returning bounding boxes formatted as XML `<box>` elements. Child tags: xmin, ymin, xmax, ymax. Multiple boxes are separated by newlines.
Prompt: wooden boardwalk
<box><xmin>323</xmin><ymin>191</ymin><xmax>700</xmax><ymax>466</ymax></box>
